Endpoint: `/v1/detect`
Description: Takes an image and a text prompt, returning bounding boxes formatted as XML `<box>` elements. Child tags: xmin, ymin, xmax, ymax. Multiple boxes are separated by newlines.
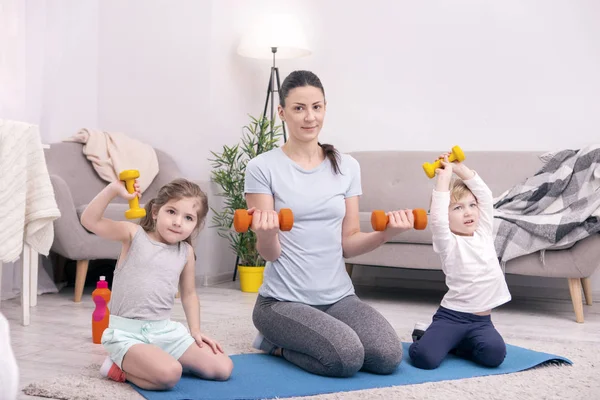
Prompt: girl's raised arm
<box><xmin>81</xmin><ymin>181</ymin><xmax>140</xmax><ymax>243</ymax></box>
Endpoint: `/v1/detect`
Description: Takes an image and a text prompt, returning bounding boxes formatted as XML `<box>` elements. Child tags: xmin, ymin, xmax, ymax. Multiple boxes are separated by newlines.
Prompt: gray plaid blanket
<box><xmin>493</xmin><ymin>144</ymin><xmax>600</xmax><ymax>264</ymax></box>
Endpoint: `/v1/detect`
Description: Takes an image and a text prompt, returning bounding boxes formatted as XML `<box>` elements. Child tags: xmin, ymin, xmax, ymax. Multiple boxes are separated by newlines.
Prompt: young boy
<box><xmin>409</xmin><ymin>153</ymin><xmax>511</xmax><ymax>370</ymax></box>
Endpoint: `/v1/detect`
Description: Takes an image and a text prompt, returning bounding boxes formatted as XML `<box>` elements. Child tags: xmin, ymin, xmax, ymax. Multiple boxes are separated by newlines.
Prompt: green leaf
<box><xmin>208</xmin><ymin>114</ymin><xmax>283</xmax><ymax>267</ymax></box>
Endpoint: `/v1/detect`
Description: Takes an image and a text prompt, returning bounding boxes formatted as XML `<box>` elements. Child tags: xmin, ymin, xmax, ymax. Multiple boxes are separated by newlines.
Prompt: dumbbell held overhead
<box><xmin>371</xmin><ymin>209</ymin><xmax>428</xmax><ymax>231</ymax></box>
<box><xmin>233</xmin><ymin>208</ymin><xmax>294</xmax><ymax>233</ymax></box>
<box><xmin>422</xmin><ymin>145</ymin><xmax>466</xmax><ymax>178</ymax></box>
<box><xmin>118</xmin><ymin>169</ymin><xmax>147</xmax><ymax>219</ymax></box>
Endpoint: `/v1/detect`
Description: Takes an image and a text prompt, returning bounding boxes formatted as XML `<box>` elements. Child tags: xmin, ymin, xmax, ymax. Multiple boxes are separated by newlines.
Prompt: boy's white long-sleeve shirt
<box><xmin>430</xmin><ymin>173</ymin><xmax>511</xmax><ymax>313</ymax></box>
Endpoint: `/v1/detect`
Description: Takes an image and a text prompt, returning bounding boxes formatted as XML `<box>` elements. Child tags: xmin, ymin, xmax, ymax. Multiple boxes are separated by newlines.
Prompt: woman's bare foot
<box><xmin>252</xmin><ymin>332</ymin><xmax>282</xmax><ymax>356</ymax></box>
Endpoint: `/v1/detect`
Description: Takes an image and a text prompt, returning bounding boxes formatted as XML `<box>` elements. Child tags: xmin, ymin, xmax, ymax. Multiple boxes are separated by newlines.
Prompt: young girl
<box><xmin>409</xmin><ymin>153</ymin><xmax>511</xmax><ymax>370</ymax></box>
<box><xmin>81</xmin><ymin>178</ymin><xmax>233</xmax><ymax>390</ymax></box>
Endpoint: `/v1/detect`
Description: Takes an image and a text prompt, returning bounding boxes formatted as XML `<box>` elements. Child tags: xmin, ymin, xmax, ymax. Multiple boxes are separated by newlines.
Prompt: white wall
<box><xmin>97</xmin><ymin>0</ymin><xmax>213</xmax><ymax>179</ymax></box>
<box><xmin>4</xmin><ymin>0</ymin><xmax>600</xmax><ymax>295</ymax></box>
<box><xmin>24</xmin><ymin>0</ymin><xmax>99</xmax><ymax>141</ymax></box>
<box><xmin>306</xmin><ymin>0</ymin><xmax>600</xmax><ymax>154</ymax></box>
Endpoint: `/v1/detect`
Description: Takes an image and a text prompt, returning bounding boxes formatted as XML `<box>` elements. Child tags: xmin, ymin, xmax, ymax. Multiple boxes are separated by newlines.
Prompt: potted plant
<box><xmin>209</xmin><ymin>115</ymin><xmax>282</xmax><ymax>292</ymax></box>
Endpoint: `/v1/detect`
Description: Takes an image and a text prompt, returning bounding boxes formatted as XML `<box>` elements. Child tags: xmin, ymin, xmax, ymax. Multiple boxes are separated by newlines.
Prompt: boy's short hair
<box><xmin>450</xmin><ymin>178</ymin><xmax>476</xmax><ymax>204</ymax></box>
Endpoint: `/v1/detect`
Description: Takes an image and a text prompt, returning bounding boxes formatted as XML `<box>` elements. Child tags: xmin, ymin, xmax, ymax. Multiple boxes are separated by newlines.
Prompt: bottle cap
<box><xmin>97</xmin><ymin>276</ymin><xmax>108</xmax><ymax>289</ymax></box>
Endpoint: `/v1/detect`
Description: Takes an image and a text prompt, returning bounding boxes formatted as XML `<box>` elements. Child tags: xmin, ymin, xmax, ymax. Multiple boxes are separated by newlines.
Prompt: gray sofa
<box><xmin>344</xmin><ymin>150</ymin><xmax>599</xmax><ymax>323</ymax></box>
<box><xmin>45</xmin><ymin>142</ymin><xmax>182</xmax><ymax>302</ymax></box>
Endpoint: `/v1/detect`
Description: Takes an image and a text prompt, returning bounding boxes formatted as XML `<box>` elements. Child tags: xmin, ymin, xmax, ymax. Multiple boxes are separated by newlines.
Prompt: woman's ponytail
<box><xmin>319</xmin><ymin>142</ymin><xmax>341</xmax><ymax>174</ymax></box>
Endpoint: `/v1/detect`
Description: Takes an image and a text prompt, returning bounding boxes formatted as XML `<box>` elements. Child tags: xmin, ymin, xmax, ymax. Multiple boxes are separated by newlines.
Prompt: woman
<box><xmin>245</xmin><ymin>70</ymin><xmax>416</xmax><ymax>377</ymax></box>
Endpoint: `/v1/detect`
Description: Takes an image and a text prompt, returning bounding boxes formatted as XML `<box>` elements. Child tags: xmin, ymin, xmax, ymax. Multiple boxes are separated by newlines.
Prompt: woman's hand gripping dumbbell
<box><xmin>233</xmin><ymin>208</ymin><xmax>294</xmax><ymax>233</ymax></box>
<box><xmin>371</xmin><ymin>209</ymin><xmax>428</xmax><ymax>231</ymax></box>
<box><xmin>422</xmin><ymin>145</ymin><xmax>466</xmax><ymax>178</ymax></box>
<box><xmin>118</xmin><ymin>169</ymin><xmax>147</xmax><ymax>219</ymax></box>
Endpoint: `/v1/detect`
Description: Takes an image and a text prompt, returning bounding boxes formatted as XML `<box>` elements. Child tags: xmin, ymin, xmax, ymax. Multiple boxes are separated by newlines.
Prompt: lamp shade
<box><xmin>237</xmin><ymin>14</ymin><xmax>311</xmax><ymax>60</ymax></box>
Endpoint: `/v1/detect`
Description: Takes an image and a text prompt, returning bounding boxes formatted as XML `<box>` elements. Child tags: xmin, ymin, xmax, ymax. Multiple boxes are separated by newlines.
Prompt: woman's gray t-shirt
<box><xmin>244</xmin><ymin>148</ymin><xmax>362</xmax><ymax>305</ymax></box>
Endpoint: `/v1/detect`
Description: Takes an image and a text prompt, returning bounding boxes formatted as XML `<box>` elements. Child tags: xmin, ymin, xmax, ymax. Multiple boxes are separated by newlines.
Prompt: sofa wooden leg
<box><xmin>345</xmin><ymin>263</ymin><xmax>354</xmax><ymax>278</ymax></box>
<box><xmin>567</xmin><ymin>278</ymin><xmax>584</xmax><ymax>323</ymax></box>
<box><xmin>581</xmin><ymin>277</ymin><xmax>592</xmax><ymax>305</ymax></box>
<box><xmin>74</xmin><ymin>260</ymin><xmax>89</xmax><ymax>303</ymax></box>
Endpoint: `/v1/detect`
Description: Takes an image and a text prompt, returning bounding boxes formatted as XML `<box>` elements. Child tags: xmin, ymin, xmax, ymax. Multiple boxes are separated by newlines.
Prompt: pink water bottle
<box><xmin>92</xmin><ymin>276</ymin><xmax>111</xmax><ymax>344</ymax></box>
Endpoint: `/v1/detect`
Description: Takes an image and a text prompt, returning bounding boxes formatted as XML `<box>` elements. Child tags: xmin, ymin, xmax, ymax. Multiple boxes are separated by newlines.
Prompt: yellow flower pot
<box><xmin>238</xmin><ymin>266</ymin><xmax>265</xmax><ymax>293</ymax></box>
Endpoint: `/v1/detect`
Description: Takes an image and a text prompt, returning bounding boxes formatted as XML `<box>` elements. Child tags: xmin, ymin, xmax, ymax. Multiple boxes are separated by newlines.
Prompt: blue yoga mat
<box><xmin>132</xmin><ymin>343</ymin><xmax>571</xmax><ymax>400</ymax></box>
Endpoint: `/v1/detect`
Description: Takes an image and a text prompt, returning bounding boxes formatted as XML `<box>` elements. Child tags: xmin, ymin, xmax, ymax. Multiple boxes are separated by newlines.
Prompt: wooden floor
<box><xmin>2</xmin><ymin>282</ymin><xmax>599</xmax><ymax>399</ymax></box>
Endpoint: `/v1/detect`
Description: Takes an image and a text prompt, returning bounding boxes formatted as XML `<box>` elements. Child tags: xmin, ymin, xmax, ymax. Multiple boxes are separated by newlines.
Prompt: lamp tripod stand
<box><xmin>232</xmin><ymin>47</ymin><xmax>287</xmax><ymax>282</ymax></box>
<box><xmin>261</xmin><ymin>47</ymin><xmax>287</xmax><ymax>142</ymax></box>
<box><xmin>262</xmin><ymin>47</ymin><xmax>287</xmax><ymax>143</ymax></box>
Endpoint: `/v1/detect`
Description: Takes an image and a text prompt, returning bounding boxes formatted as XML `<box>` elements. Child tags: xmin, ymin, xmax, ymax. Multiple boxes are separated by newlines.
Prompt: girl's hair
<box><xmin>280</xmin><ymin>70</ymin><xmax>341</xmax><ymax>175</ymax></box>
<box><xmin>449</xmin><ymin>178</ymin><xmax>476</xmax><ymax>204</ymax></box>
<box><xmin>139</xmin><ymin>178</ymin><xmax>208</xmax><ymax>250</ymax></box>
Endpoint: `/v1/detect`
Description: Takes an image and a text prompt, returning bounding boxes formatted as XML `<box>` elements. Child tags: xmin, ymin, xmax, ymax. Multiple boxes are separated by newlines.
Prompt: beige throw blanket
<box><xmin>0</xmin><ymin>120</ymin><xmax>61</xmax><ymax>263</ymax></box>
<box><xmin>64</xmin><ymin>129</ymin><xmax>159</xmax><ymax>192</ymax></box>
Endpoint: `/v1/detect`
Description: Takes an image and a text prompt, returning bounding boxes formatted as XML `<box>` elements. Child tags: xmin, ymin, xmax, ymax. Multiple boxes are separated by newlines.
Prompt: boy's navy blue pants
<box><xmin>409</xmin><ymin>306</ymin><xmax>506</xmax><ymax>370</ymax></box>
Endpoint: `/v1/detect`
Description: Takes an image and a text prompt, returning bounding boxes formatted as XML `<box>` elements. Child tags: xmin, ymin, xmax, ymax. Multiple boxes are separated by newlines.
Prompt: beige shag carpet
<box><xmin>22</xmin><ymin>316</ymin><xmax>597</xmax><ymax>400</ymax></box>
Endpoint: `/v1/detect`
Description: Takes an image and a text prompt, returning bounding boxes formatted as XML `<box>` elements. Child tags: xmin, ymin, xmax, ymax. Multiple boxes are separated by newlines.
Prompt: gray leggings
<box><xmin>253</xmin><ymin>294</ymin><xmax>402</xmax><ymax>377</ymax></box>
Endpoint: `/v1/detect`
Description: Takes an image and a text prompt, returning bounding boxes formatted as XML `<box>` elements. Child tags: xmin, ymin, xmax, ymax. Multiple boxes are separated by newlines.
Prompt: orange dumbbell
<box><xmin>422</xmin><ymin>145</ymin><xmax>466</xmax><ymax>179</ymax></box>
<box><xmin>371</xmin><ymin>209</ymin><xmax>428</xmax><ymax>231</ymax></box>
<box><xmin>233</xmin><ymin>208</ymin><xmax>294</xmax><ymax>233</ymax></box>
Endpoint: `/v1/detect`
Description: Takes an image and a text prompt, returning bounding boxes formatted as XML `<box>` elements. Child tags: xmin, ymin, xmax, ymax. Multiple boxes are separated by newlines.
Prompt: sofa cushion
<box><xmin>359</xmin><ymin>212</ymin><xmax>433</xmax><ymax>244</ymax></box>
<box><xmin>350</xmin><ymin>150</ymin><xmax>544</xmax><ymax>214</ymax></box>
<box><xmin>76</xmin><ymin>203</ymin><xmax>146</xmax><ymax>223</ymax></box>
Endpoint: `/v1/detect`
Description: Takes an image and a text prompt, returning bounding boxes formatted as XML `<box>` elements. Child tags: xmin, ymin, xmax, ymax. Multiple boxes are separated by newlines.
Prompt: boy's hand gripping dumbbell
<box><xmin>422</xmin><ymin>145</ymin><xmax>466</xmax><ymax>178</ymax></box>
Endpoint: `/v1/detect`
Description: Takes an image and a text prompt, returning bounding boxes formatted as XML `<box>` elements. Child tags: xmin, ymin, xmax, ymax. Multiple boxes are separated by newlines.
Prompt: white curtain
<box><xmin>0</xmin><ymin>0</ymin><xmax>26</xmax><ymax>121</ymax></box>
<box><xmin>0</xmin><ymin>0</ymin><xmax>57</xmax><ymax>300</ymax></box>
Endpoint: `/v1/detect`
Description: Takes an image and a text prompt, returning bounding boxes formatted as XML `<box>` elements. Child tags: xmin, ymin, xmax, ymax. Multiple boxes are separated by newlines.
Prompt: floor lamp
<box><xmin>232</xmin><ymin>14</ymin><xmax>311</xmax><ymax>281</ymax></box>
<box><xmin>261</xmin><ymin>47</ymin><xmax>287</xmax><ymax>142</ymax></box>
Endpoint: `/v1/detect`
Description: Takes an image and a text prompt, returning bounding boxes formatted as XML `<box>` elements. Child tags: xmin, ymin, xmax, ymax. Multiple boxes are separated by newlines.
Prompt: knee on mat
<box><xmin>211</xmin><ymin>357</ymin><xmax>234</xmax><ymax>381</ymax></box>
<box><xmin>476</xmin><ymin>341</ymin><xmax>506</xmax><ymax>368</ymax></box>
<box><xmin>327</xmin><ymin>345</ymin><xmax>365</xmax><ymax>378</ymax></box>
<box><xmin>155</xmin><ymin>362</ymin><xmax>183</xmax><ymax>389</ymax></box>
<box><xmin>409</xmin><ymin>346</ymin><xmax>442</xmax><ymax>370</ymax></box>
<box><xmin>366</xmin><ymin>344</ymin><xmax>402</xmax><ymax>374</ymax></box>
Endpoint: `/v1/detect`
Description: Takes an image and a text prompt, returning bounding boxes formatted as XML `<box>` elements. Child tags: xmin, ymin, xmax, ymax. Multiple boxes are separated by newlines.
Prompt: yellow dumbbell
<box><xmin>118</xmin><ymin>170</ymin><xmax>146</xmax><ymax>219</ymax></box>
<box><xmin>422</xmin><ymin>145</ymin><xmax>466</xmax><ymax>179</ymax></box>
